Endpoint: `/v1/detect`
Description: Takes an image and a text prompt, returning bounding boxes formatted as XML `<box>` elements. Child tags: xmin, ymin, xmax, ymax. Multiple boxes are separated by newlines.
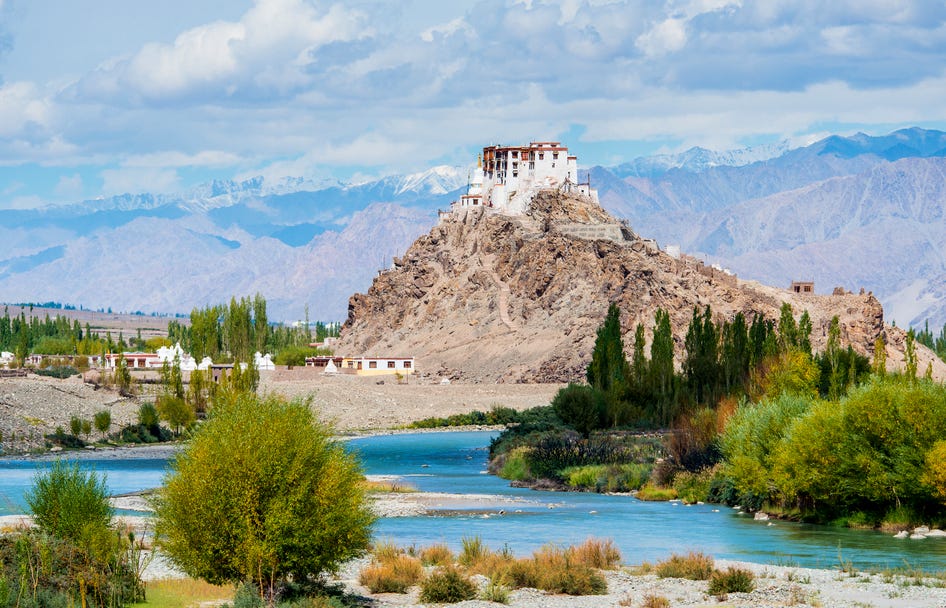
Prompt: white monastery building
<box><xmin>452</xmin><ymin>141</ymin><xmax>598</xmax><ymax>214</ymax></box>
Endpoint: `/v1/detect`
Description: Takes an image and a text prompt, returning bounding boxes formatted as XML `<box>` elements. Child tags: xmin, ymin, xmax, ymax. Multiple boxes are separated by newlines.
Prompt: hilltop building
<box><xmin>451</xmin><ymin>141</ymin><xmax>598</xmax><ymax>214</ymax></box>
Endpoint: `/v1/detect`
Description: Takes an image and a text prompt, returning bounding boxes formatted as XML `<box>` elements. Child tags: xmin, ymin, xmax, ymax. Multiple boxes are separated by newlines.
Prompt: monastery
<box><xmin>451</xmin><ymin>141</ymin><xmax>598</xmax><ymax>214</ymax></box>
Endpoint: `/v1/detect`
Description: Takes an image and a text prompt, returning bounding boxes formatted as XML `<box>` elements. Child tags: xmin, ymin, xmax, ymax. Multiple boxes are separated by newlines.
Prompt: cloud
<box><xmin>122</xmin><ymin>150</ymin><xmax>242</xmax><ymax>169</ymax></box>
<box><xmin>54</xmin><ymin>173</ymin><xmax>83</xmax><ymax>199</ymax></box>
<box><xmin>101</xmin><ymin>167</ymin><xmax>180</xmax><ymax>196</ymax></box>
<box><xmin>72</xmin><ymin>0</ymin><xmax>371</xmax><ymax>105</ymax></box>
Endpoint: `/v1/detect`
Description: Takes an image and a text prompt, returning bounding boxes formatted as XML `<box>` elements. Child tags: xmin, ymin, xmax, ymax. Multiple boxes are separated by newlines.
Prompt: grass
<box><xmin>507</xmin><ymin>545</ymin><xmax>607</xmax><ymax>595</ymax></box>
<box><xmin>419</xmin><ymin>566</ymin><xmax>477</xmax><ymax>603</ymax></box>
<box><xmin>635</xmin><ymin>483</ymin><xmax>678</xmax><ymax>501</ymax></box>
<box><xmin>420</xmin><ymin>543</ymin><xmax>454</xmax><ymax>566</ymax></box>
<box><xmin>654</xmin><ymin>552</ymin><xmax>715</xmax><ymax>580</ymax></box>
<box><xmin>497</xmin><ymin>447</ymin><xmax>531</xmax><ymax>481</ymax></box>
<box><xmin>568</xmin><ymin>538</ymin><xmax>622</xmax><ymax>570</ymax></box>
<box><xmin>358</xmin><ymin>554</ymin><xmax>424</xmax><ymax>593</ymax></box>
<box><xmin>708</xmin><ymin>566</ymin><xmax>755</xmax><ymax>596</ymax></box>
<box><xmin>562</xmin><ymin>463</ymin><xmax>651</xmax><ymax>493</ymax></box>
<box><xmin>359</xmin><ymin>479</ymin><xmax>418</xmax><ymax>493</ymax></box>
<box><xmin>131</xmin><ymin>578</ymin><xmax>233</xmax><ymax>608</ymax></box>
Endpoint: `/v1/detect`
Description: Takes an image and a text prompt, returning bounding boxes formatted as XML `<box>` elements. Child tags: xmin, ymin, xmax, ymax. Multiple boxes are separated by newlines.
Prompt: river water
<box><xmin>2</xmin><ymin>431</ymin><xmax>945</xmax><ymax>570</ymax></box>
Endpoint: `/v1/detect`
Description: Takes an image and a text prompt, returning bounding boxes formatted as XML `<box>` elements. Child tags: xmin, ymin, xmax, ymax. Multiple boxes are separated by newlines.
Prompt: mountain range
<box><xmin>1</xmin><ymin>127</ymin><xmax>945</xmax><ymax>327</ymax></box>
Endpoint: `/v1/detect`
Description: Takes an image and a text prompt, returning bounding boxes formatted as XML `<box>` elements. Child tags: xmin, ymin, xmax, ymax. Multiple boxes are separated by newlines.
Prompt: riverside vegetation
<box><xmin>487</xmin><ymin>303</ymin><xmax>946</xmax><ymax>529</ymax></box>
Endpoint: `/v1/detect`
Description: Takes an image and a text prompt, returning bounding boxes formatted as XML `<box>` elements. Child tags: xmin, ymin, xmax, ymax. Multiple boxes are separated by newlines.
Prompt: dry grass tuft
<box><xmin>569</xmin><ymin>538</ymin><xmax>622</xmax><ymax>570</ymax></box>
<box><xmin>420</xmin><ymin>543</ymin><xmax>454</xmax><ymax>566</ymax></box>
<box><xmin>359</xmin><ymin>554</ymin><xmax>424</xmax><ymax>594</ymax></box>
<box><xmin>654</xmin><ymin>551</ymin><xmax>715</xmax><ymax>580</ymax></box>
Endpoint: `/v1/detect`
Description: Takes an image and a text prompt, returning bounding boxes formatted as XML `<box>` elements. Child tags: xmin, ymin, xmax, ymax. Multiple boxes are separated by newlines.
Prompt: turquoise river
<box><xmin>1</xmin><ymin>431</ymin><xmax>944</xmax><ymax>570</ymax></box>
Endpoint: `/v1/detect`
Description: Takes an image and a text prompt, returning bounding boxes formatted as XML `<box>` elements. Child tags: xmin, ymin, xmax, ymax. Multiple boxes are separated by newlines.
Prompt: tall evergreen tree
<box><xmin>649</xmin><ymin>308</ymin><xmax>676</xmax><ymax>425</ymax></box>
<box><xmin>587</xmin><ymin>303</ymin><xmax>632</xmax><ymax>427</ymax></box>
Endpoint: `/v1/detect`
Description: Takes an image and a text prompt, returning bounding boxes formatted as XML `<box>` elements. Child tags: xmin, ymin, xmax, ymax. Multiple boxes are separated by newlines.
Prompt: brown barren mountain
<box><xmin>338</xmin><ymin>191</ymin><xmax>945</xmax><ymax>382</ymax></box>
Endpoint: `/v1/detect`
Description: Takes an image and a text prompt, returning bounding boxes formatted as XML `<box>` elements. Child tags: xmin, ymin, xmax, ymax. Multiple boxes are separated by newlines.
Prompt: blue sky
<box><xmin>1</xmin><ymin>0</ymin><xmax>946</xmax><ymax>208</ymax></box>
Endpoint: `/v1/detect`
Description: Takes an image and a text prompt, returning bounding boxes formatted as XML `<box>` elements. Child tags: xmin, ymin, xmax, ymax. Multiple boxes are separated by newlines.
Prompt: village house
<box><xmin>451</xmin><ymin>141</ymin><xmax>598</xmax><ymax>214</ymax></box>
<box><xmin>306</xmin><ymin>355</ymin><xmax>415</xmax><ymax>376</ymax></box>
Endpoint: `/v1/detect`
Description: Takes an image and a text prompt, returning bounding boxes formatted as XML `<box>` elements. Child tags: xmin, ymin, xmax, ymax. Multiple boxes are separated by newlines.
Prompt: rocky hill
<box><xmin>338</xmin><ymin>191</ymin><xmax>945</xmax><ymax>383</ymax></box>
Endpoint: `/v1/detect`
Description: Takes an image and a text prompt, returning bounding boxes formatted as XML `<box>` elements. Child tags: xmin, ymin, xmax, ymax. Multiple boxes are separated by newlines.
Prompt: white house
<box><xmin>452</xmin><ymin>141</ymin><xmax>599</xmax><ymax>215</ymax></box>
<box><xmin>254</xmin><ymin>351</ymin><xmax>275</xmax><ymax>371</ymax></box>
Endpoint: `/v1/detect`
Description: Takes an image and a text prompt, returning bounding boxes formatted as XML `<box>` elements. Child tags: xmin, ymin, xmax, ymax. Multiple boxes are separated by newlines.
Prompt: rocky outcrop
<box><xmin>338</xmin><ymin>191</ymin><xmax>944</xmax><ymax>383</ymax></box>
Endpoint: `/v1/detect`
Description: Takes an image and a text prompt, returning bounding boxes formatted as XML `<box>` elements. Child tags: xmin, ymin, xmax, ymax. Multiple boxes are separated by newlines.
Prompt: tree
<box><xmin>94</xmin><ymin>410</ymin><xmax>112</xmax><ymax>440</ymax></box>
<box><xmin>551</xmin><ymin>383</ymin><xmax>605</xmax><ymax>436</ymax></box>
<box><xmin>154</xmin><ymin>393</ymin><xmax>374</xmax><ymax>603</ymax></box>
<box><xmin>586</xmin><ymin>304</ymin><xmax>632</xmax><ymax>426</ymax></box>
<box><xmin>157</xmin><ymin>395</ymin><xmax>196</xmax><ymax>435</ymax></box>
<box><xmin>649</xmin><ymin>308</ymin><xmax>677</xmax><ymax>425</ymax></box>
<box><xmin>872</xmin><ymin>336</ymin><xmax>887</xmax><ymax>375</ymax></box>
<box><xmin>26</xmin><ymin>460</ymin><xmax>113</xmax><ymax>544</ymax></box>
<box><xmin>905</xmin><ymin>328</ymin><xmax>918</xmax><ymax>380</ymax></box>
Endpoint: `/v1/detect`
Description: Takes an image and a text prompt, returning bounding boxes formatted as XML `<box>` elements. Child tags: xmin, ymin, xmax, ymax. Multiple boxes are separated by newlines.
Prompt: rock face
<box><xmin>338</xmin><ymin>191</ymin><xmax>944</xmax><ymax>383</ymax></box>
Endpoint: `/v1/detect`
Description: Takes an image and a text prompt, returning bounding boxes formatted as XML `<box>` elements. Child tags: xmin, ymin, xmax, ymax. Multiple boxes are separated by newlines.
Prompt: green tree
<box><xmin>683</xmin><ymin>306</ymin><xmax>721</xmax><ymax>405</ymax></box>
<box><xmin>551</xmin><ymin>383</ymin><xmax>605</xmax><ymax>436</ymax></box>
<box><xmin>797</xmin><ymin>311</ymin><xmax>813</xmax><ymax>356</ymax></box>
<box><xmin>873</xmin><ymin>335</ymin><xmax>887</xmax><ymax>375</ymax></box>
<box><xmin>825</xmin><ymin>316</ymin><xmax>843</xmax><ymax>400</ymax></box>
<box><xmin>649</xmin><ymin>308</ymin><xmax>677</xmax><ymax>425</ymax></box>
<box><xmin>777</xmin><ymin>303</ymin><xmax>798</xmax><ymax>352</ymax></box>
<box><xmin>157</xmin><ymin>395</ymin><xmax>196</xmax><ymax>435</ymax></box>
<box><xmin>94</xmin><ymin>410</ymin><xmax>112</xmax><ymax>440</ymax></box>
<box><xmin>154</xmin><ymin>393</ymin><xmax>374</xmax><ymax>603</ymax></box>
<box><xmin>26</xmin><ymin>460</ymin><xmax>113</xmax><ymax>544</ymax></box>
<box><xmin>586</xmin><ymin>304</ymin><xmax>632</xmax><ymax>427</ymax></box>
<box><xmin>70</xmin><ymin>415</ymin><xmax>82</xmax><ymax>438</ymax></box>
<box><xmin>905</xmin><ymin>328</ymin><xmax>918</xmax><ymax>380</ymax></box>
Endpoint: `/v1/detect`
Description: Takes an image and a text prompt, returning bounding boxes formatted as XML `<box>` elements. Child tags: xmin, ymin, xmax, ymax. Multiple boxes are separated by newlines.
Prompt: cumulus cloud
<box><xmin>73</xmin><ymin>0</ymin><xmax>371</xmax><ymax>104</ymax></box>
<box><xmin>3</xmin><ymin>0</ymin><xmax>946</xmax><ymax>196</ymax></box>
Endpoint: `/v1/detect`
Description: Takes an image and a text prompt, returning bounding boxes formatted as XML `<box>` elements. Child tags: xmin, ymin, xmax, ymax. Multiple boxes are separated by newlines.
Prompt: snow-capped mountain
<box><xmin>3</xmin><ymin>129</ymin><xmax>946</xmax><ymax>328</ymax></box>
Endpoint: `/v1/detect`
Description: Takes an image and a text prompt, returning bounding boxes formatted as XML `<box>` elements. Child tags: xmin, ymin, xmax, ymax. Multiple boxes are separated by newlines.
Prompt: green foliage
<box><xmin>409</xmin><ymin>405</ymin><xmax>521</xmax><ymax>429</ymax></box>
<box><xmin>923</xmin><ymin>440</ymin><xmax>946</xmax><ymax>505</ymax></box>
<box><xmin>551</xmin><ymin>383</ymin><xmax>605</xmax><ymax>436</ymax></box>
<box><xmin>419</xmin><ymin>566</ymin><xmax>477</xmax><ymax>603</ymax></box>
<box><xmin>683</xmin><ymin>306</ymin><xmax>722</xmax><ymax>406</ymax></box>
<box><xmin>708</xmin><ymin>567</ymin><xmax>755</xmax><ymax>596</ymax></box>
<box><xmin>154</xmin><ymin>393</ymin><xmax>374</xmax><ymax>593</ymax></box>
<box><xmin>94</xmin><ymin>410</ymin><xmax>112</xmax><ymax>439</ymax></box>
<box><xmin>0</xmin><ymin>529</ymin><xmax>145</xmax><ymax>608</ymax></box>
<box><xmin>562</xmin><ymin>463</ymin><xmax>651</xmax><ymax>492</ymax></box>
<box><xmin>34</xmin><ymin>365</ymin><xmax>78</xmax><ymax>378</ymax></box>
<box><xmin>587</xmin><ymin>303</ymin><xmax>635</xmax><ymax>426</ymax></box>
<box><xmin>156</xmin><ymin>395</ymin><xmax>196</xmax><ymax>435</ymax></box>
<box><xmin>497</xmin><ymin>447</ymin><xmax>531</xmax><ymax>481</ymax></box>
<box><xmin>25</xmin><ymin>460</ymin><xmax>113</xmax><ymax>546</ymax></box>
<box><xmin>905</xmin><ymin>328</ymin><xmax>918</xmax><ymax>379</ymax></box>
<box><xmin>672</xmin><ymin>469</ymin><xmax>715</xmax><ymax>504</ymax></box>
<box><xmin>273</xmin><ymin>346</ymin><xmax>330</xmax><ymax>367</ymax></box>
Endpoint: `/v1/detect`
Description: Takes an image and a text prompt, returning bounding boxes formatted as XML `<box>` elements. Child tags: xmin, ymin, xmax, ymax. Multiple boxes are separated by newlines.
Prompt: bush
<box><xmin>26</xmin><ymin>460</ymin><xmax>112</xmax><ymax>545</ymax></box>
<box><xmin>507</xmin><ymin>545</ymin><xmax>607</xmax><ymax>595</ymax></box>
<box><xmin>551</xmin><ymin>383</ymin><xmax>605</xmax><ymax>436</ymax></box>
<box><xmin>497</xmin><ymin>447</ymin><xmax>531</xmax><ymax>481</ymax></box>
<box><xmin>154</xmin><ymin>393</ymin><xmax>374</xmax><ymax>596</ymax></box>
<box><xmin>420</xmin><ymin>543</ymin><xmax>454</xmax><ymax>566</ymax></box>
<box><xmin>635</xmin><ymin>484</ymin><xmax>677</xmax><ymax>501</ymax></box>
<box><xmin>459</xmin><ymin>535</ymin><xmax>489</xmax><ymax>568</ymax></box>
<box><xmin>563</xmin><ymin>463</ymin><xmax>651</xmax><ymax>492</ymax></box>
<box><xmin>569</xmin><ymin>538</ymin><xmax>622</xmax><ymax>570</ymax></box>
<box><xmin>639</xmin><ymin>594</ymin><xmax>670</xmax><ymax>608</ymax></box>
<box><xmin>479</xmin><ymin>580</ymin><xmax>510</xmax><ymax>604</ymax></box>
<box><xmin>672</xmin><ymin>469</ymin><xmax>714</xmax><ymax>504</ymax></box>
<box><xmin>419</xmin><ymin>566</ymin><xmax>477</xmax><ymax>603</ymax></box>
<box><xmin>654</xmin><ymin>552</ymin><xmax>715</xmax><ymax>580</ymax></box>
<box><xmin>34</xmin><ymin>365</ymin><xmax>79</xmax><ymax>379</ymax></box>
<box><xmin>359</xmin><ymin>555</ymin><xmax>424</xmax><ymax>593</ymax></box>
<box><xmin>708</xmin><ymin>566</ymin><xmax>755</xmax><ymax>596</ymax></box>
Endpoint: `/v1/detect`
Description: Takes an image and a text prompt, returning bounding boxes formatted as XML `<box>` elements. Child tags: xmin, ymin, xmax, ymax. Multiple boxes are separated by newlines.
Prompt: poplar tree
<box><xmin>587</xmin><ymin>303</ymin><xmax>631</xmax><ymax>427</ymax></box>
<box><xmin>650</xmin><ymin>308</ymin><xmax>676</xmax><ymax>425</ymax></box>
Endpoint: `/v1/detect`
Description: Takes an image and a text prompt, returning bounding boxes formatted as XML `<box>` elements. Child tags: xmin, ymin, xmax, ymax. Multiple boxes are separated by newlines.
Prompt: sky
<box><xmin>1</xmin><ymin>0</ymin><xmax>946</xmax><ymax>209</ymax></box>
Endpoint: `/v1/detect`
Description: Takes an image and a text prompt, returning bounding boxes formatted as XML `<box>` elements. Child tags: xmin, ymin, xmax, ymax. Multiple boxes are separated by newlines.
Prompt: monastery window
<box><xmin>538</xmin><ymin>153</ymin><xmax>544</xmax><ymax>160</ymax></box>
<box><xmin>347</xmin><ymin>361</ymin><xmax>354</xmax><ymax>368</ymax></box>
<box><xmin>529</xmin><ymin>161</ymin><xmax>535</xmax><ymax>170</ymax></box>
<box><xmin>369</xmin><ymin>361</ymin><xmax>377</xmax><ymax>369</ymax></box>
<box><xmin>512</xmin><ymin>151</ymin><xmax>518</xmax><ymax>158</ymax></box>
<box><xmin>404</xmin><ymin>361</ymin><xmax>412</xmax><ymax>369</ymax></box>
<box><xmin>513</xmin><ymin>171</ymin><xmax>518</xmax><ymax>177</ymax></box>
<box><xmin>387</xmin><ymin>361</ymin><xmax>396</xmax><ymax>369</ymax></box>
<box><xmin>553</xmin><ymin>152</ymin><xmax>559</xmax><ymax>159</ymax></box>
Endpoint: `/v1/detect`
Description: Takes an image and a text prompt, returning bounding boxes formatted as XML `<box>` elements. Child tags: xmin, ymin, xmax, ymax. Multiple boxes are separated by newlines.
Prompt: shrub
<box><xmin>359</xmin><ymin>555</ymin><xmax>424</xmax><ymax>593</ymax></box>
<box><xmin>93</xmin><ymin>410</ymin><xmax>112</xmax><ymax>439</ymax></box>
<box><xmin>551</xmin><ymin>383</ymin><xmax>605</xmax><ymax>436</ymax></box>
<box><xmin>672</xmin><ymin>469</ymin><xmax>714</xmax><ymax>503</ymax></box>
<box><xmin>498</xmin><ymin>447</ymin><xmax>531</xmax><ymax>481</ymax></box>
<box><xmin>708</xmin><ymin>566</ymin><xmax>755</xmax><ymax>596</ymax></box>
<box><xmin>371</xmin><ymin>540</ymin><xmax>404</xmax><ymax>563</ymax></box>
<box><xmin>635</xmin><ymin>483</ymin><xmax>677</xmax><ymax>501</ymax></box>
<box><xmin>419</xmin><ymin>566</ymin><xmax>477</xmax><ymax>603</ymax></box>
<box><xmin>157</xmin><ymin>394</ymin><xmax>196</xmax><ymax>435</ymax></box>
<box><xmin>569</xmin><ymin>538</ymin><xmax>622</xmax><ymax>570</ymax></box>
<box><xmin>154</xmin><ymin>393</ymin><xmax>374</xmax><ymax>597</ymax></box>
<box><xmin>35</xmin><ymin>365</ymin><xmax>79</xmax><ymax>379</ymax></box>
<box><xmin>563</xmin><ymin>463</ymin><xmax>651</xmax><ymax>492</ymax></box>
<box><xmin>654</xmin><ymin>552</ymin><xmax>715</xmax><ymax>580</ymax></box>
<box><xmin>639</xmin><ymin>595</ymin><xmax>670</xmax><ymax>608</ymax></box>
<box><xmin>479</xmin><ymin>580</ymin><xmax>510</xmax><ymax>604</ymax></box>
<box><xmin>420</xmin><ymin>543</ymin><xmax>454</xmax><ymax>566</ymax></box>
<box><xmin>511</xmin><ymin>545</ymin><xmax>607</xmax><ymax>595</ymax></box>
<box><xmin>459</xmin><ymin>535</ymin><xmax>489</xmax><ymax>568</ymax></box>
<box><xmin>26</xmin><ymin>460</ymin><xmax>112</xmax><ymax>545</ymax></box>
